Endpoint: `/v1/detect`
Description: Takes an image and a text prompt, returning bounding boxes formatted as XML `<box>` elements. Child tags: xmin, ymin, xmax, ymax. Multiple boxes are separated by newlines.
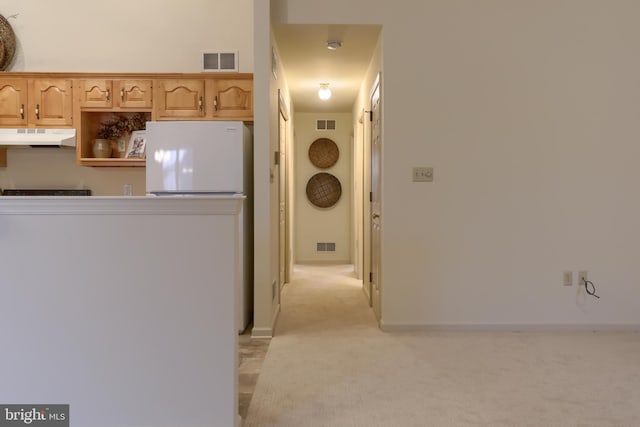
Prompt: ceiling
<box><xmin>272</xmin><ymin>24</ymin><xmax>381</xmax><ymax>113</ymax></box>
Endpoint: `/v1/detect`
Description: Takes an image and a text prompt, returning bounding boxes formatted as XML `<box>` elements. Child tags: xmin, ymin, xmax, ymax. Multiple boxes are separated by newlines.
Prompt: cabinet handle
<box><xmin>120</xmin><ymin>89</ymin><xmax>125</xmax><ymax>102</ymax></box>
<box><xmin>214</xmin><ymin>96</ymin><xmax>218</xmax><ymax>112</ymax></box>
<box><xmin>35</xmin><ymin>104</ymin><xmax>40</xmax><ymax>120</ymax></box>
<box><xmin>106</xmin><ymin>89</ymin><xmax>110</xmax><ymax>102</ymax></box>
<box><xmin>20</xmin><ymin>104</ymin><xmax>24</xmax><ymax>119</ymax></box>
<box><xmin>199</xmin><ymin>96</ymin><xmax>203</xmax><ymax>112</ymax></box>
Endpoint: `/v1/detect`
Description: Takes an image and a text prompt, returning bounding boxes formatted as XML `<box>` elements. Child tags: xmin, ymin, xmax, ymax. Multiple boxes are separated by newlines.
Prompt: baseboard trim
<box><xmin>380</xmin><ymin>322</ymin><xmax>640</xmax><ymax>333</ymax></box>
<box><xmin>295</xmin><ymin>260</ymin><xmax>352</xmax><ymax>265</ymax></box>
<box><xmin>272</xmin><ymin>302</ymin><xmax>281</xmax><ymax>333</ymax></box>
<box><xmin>361</xmin><ymin>284</ymin><xmax>372</xmax><ymax>307</ymax></box>
<box><xmin>250</xmin><ymin>327</ymin><xmax>273</xmax><ymax>339</ymax></box>
<box><xmin>250</xmin><ymin>302</ymin><xmax>281</xmax><ymax>339</ymax></box>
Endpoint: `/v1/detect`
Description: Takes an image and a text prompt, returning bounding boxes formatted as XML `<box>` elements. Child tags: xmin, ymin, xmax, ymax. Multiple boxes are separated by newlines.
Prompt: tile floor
<box><xmin>238</xmin><ymin>328</ymin><xmax>270</xmax><ymax>419</ymax></box>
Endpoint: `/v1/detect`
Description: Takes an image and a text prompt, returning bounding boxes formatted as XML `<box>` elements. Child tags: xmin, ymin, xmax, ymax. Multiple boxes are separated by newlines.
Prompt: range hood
<box><xmin>0</xmin><ymin>128</ymin><xmax>76</xmax><ymax>147</ymax></box>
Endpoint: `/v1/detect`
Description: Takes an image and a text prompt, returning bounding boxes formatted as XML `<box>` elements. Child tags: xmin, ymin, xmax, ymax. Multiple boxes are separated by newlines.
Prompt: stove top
<box><xmin>2</xmin><ymin>189</ymin><xmax>92</xmax><ymax>196</ymax></box>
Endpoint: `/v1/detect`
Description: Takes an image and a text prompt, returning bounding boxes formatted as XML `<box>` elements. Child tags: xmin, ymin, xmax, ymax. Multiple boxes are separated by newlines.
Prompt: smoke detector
<box><xmin>327</xmin><ymin>40</ymin><xmax>342</xmax><ymax>50</ymax></box>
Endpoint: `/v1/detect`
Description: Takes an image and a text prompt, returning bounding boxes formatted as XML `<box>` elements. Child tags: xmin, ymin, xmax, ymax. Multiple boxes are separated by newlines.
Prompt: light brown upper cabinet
<box><xmin>78</xmin><ymin>79</ymin><xmax>153</xmax><ymax>109</ymax></box>
<box><xmin>154</xmin><ymin>76</ymin><xmax>253</xmax><ymax>120</ymax></box>
<box><xmin>211</xmin><ymin>79</ymin><xmax>253</xmax><ymax>120</ymax></box>
<box><xmin>0</xmin><ymin>78</ymin><xmax>73</xmax><ymax>127</ymax></box>
<box><xmin>154</xmin><ymin>79</ymin><xmax>206</xmax><ymax>119</ymax></box>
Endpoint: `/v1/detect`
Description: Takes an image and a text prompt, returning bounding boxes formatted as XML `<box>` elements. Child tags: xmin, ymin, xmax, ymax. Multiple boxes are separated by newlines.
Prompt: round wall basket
<box><xmin>308</xmin><ymin>138</ymin><xmax>339</xmax><ymax>169</ymax></box>
<box><xmin>306</xmin><ymin>173</ymin><xmax>342</xmax><ymax>208</ymax></box>
<box><xmin>0</xmin><ymin>15</ymin><xmax>16</xmax><ymax>71</ymax></box>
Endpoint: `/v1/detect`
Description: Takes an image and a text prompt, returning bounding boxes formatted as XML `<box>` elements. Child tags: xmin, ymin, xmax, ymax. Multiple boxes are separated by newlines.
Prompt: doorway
<box><xmin>268</xmin><ymin>23</ymin><xmax>382</xmax><ymax>332</ymax></box>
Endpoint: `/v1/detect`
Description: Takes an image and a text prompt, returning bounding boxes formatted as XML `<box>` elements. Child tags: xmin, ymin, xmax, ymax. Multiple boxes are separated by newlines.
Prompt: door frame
<box><xmin>358</xmin><ymin>109</ymin><xmax>371</xmax><ymax>304</ymax></box>
<box><xmin>277</xmin><ymin>89</ymin><xmax>291</xmax><ymax>287</ymax></box>
<box><xmin>369</xmin><ymin>72</ymin><xmax>382</xmax><ymax>322</ymax></box>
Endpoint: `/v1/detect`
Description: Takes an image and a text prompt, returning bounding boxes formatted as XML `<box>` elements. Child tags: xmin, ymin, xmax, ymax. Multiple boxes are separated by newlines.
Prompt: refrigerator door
<box><xmin>146</xmin><ymin>121</ymin><xmax>244</xmax><ymax>194</ymax></box>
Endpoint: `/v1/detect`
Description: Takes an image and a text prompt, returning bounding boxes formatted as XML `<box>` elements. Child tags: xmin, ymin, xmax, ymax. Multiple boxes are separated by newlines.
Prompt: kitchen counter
<box><xmin>0</xmin><ymin>195</ymin><xmax>244</xmax><ymax>427</ymax></box>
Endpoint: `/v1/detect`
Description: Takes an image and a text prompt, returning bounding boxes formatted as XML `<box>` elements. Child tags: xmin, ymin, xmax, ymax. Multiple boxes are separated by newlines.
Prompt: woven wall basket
<box><xmin>0</xmin><ymin>15</ymin><xmax>16</xmax><ymax>71</ymax></box>
<box><xmin>306</xmin><ymin>172</ymin><xmax>342</xmax><ymax>208</ymax></box>
<box><xmin>308</xmin><ymin>138</ymin><xmax>339</xmax><ymax>169</ymax></box>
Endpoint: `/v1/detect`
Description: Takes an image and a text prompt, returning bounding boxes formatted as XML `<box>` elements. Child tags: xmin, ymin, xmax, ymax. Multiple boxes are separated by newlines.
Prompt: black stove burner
<box><xmin>2</xmin><ymin>189</ymin><xmax>92</xmax><ymax>196</ymax></box>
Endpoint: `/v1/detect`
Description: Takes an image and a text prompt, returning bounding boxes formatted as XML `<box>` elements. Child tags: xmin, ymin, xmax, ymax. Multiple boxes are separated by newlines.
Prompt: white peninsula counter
<box><xmin>0</xmin><ymin>196</ymin><xmax>243</xmax><ymax>427</ymax></box>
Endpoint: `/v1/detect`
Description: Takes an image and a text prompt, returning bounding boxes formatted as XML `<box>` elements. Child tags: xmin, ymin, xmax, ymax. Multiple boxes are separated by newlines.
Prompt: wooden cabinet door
<box><xmin>29</xmin><ymin>79</ymin><xmax>73</xmax><ymax>126</ymax></box>
<box><xmin>115</xmin><ymin>80</ymin><xmax>153</xmax><ymax>109</ymax></box>
<box><xmin>0</xmin><ymin>79</ymin><xmax>28</xmax><ymax>126</ymax></box>
<box><xmin>154</xmin><ymin>79</ymin><xmax>205</xmax><ymax>119</ymax></box>
<box><xmin>78</xmin><ymin>79</ymin><xmax>113</xmax><ymax>108</ymax></box>
<box><xmin>211</xmin><ymin>79</ymin><xmax>253</xmax><ymax>119</ymax></box>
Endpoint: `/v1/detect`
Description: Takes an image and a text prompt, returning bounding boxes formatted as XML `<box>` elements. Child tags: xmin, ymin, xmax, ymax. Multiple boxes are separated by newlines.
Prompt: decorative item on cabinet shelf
<box><xmin>96</xmin><ymin>112</ymin><xmax>147</xmax><ymax>158</ymax></box>
<box><xmin>125</xmin><ymin>130</ymin><xmax>147</xmax><ymax>159</ymax></box>
<box><xmin>92</xmin><ymin>138</ymin><xmax>112</xmax><ymax>159</ymax></box>
<box><xmin>111</xmin><ymin>134</ymin><xmax>129</xmax><ymax>158</ymax></box>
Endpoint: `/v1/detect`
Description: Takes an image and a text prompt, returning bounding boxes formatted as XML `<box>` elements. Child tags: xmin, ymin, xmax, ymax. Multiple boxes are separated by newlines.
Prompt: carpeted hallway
<box><xmin>243</xmin><ymin>264</ymin><xmax>640</xmax><ymax>427</ymax></box>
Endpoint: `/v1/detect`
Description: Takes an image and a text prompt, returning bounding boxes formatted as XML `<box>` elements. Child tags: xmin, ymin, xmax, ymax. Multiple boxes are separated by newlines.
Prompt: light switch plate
<box><xmin>413</xmin><ymin>167</ymin><xmax>434</xmax><ymax>182</ymax></box>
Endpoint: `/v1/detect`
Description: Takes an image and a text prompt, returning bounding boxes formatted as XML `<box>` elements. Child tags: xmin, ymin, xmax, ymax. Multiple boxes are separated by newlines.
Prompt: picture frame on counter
<box><xmin>126</xmin><ymin>130</ymin><xmax>147</xmax><ymax>159</ymax></box>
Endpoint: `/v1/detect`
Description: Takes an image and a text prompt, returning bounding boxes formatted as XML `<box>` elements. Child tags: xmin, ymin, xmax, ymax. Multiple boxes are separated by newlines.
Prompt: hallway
<box><xmin>243</xmin><ymin>264</ymin><xmax>640</xmax><ymax>427</ymax></box>
<box><xmin>275</xmin><ymin>264</ymin><xmax>374</xmax><ymax>336</ymax></box>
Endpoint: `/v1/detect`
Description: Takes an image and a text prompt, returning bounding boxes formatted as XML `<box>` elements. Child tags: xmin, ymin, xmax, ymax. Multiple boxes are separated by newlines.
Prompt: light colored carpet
<box><xmin>244</xmin><ymin>264</ymin><xmax>640</xmax><ymax>427</ymax></box>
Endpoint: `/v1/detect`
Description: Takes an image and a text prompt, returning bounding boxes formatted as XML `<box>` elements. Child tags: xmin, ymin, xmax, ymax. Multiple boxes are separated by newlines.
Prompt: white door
<box><xmin>370</xmin><ymin>74</ymin><xmax>382</xmax><ymax>322</ymax></box>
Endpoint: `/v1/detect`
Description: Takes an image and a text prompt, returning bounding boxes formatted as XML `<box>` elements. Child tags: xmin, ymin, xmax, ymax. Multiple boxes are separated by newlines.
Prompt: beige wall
<box><xmin>272</xmin><ymin>0</ymin><xmax>640</xmax><ymax>329</ymax></box>
<box><xmin>0</xmin><ymin>0</ymin><xmax>253</xmax><ymax>196</ymax></box>
<box><xmin>3</xmin><ymin>0</ymin><xmax>253</xmax><ymax>73</ymax></box>
<box><xmin>251</xmin><ymin>0</ymin><xmax>295</xmax><ymax>337</ymax></box>
<box><xmin>0</xmin><ymin>149</ymin><xmax>145</xmax><ymax>195</ymax></box>
<box><xmin>294</xmin><ymin>112</ymin><xmax>352</xmax><ymax>263</ymax></box>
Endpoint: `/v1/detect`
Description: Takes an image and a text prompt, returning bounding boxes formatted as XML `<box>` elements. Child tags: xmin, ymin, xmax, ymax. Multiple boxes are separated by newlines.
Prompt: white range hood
<box><xmin>0</xmin><ymin>128</ymin><xmax>76</xmax><ymax>147</ymax></box>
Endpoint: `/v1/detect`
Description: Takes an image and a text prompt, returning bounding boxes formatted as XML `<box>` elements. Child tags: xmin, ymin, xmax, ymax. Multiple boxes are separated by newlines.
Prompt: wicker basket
<box><xmin>306</xmin><ymin>173</ymin><xmax>342</xmax><ymax>208</ymax></box>
<box><xmin>308</xmin><ymin>138</ymin><xmax>339</xmax><ymax>169</ymax></box>
<box><xmin>0</xmin><ymin>15</ymin><xmax>16</xmax><ymax>71</ymax></box>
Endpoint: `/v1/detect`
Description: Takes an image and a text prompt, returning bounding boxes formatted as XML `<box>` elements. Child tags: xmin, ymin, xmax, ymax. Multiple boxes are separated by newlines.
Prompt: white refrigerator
<box><xmin>145</xmin><ymin>120</ymin><xmax>253</xmax><ymax>333</ymax></box>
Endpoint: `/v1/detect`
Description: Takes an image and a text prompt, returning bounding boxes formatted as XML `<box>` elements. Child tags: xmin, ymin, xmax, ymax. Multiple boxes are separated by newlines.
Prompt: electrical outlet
<box><xmin>578</xmin><ymin>271</ymin><xmax>588</xmax><ymax>285</ymax></box>
<box><xmin>563</xmin><ymin>271</ymin><xmax>573</xmax><ymax>286</ymax></box>
<box><xmin>413</xmin><ymin>167</ymin><xmax>434</xmax><ymax>182</ymax></box>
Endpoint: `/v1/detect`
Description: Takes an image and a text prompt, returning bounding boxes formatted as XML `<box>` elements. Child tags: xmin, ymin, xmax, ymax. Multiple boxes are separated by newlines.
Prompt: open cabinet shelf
<box><xmin>78</xmin><ymin>110</ymin><xmax>152</xmax><ymax>166</ymax></box>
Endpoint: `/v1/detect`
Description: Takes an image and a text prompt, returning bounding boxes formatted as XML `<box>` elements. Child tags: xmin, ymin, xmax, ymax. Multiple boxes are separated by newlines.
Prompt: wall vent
<box><xmin>316</xmin><ymin>242</ymin><xmax>336</xmax><ymax>252</ymax></box>
<box><xmin>203</xmin><ymin>51</ymin><xmax>239</xmax><ymax>72</ymax></box>
<box><xmin>316</xmin><ymin>119</ymin><xmax>336</xmax><ymax>131</ymax></box>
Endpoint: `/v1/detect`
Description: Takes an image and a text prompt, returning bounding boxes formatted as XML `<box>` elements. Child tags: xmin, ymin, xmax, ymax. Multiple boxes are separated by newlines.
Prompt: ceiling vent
<box><xmin>316</xmin><ymin>119</ymin><xmax>336</xmax><ymax>131</ymax></box>
<box><xmin>203</xmin><ymin>51</ymin><xmax>239</xmax><ymax>72</ymax></box>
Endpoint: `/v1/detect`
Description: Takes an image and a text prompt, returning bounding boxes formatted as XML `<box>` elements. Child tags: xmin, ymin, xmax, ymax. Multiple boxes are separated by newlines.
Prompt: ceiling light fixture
<box><xmin>318</xmin><ymin>83</ymin><xmax>332</xmax><ymax>100</ymax></box>
<box><xmin>327</xmin><ymin>40</ymin><xmax>342</xmax><ymax>50</ymax></box>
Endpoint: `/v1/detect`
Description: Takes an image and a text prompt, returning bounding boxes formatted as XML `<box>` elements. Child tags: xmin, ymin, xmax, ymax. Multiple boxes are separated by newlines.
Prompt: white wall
<box><xmin>273</xmin><ymin>0</ymin><xmax>640</xmax><ymax>329</ymax></box>
<box><xmin>294</xmin><ymin>112</ymin><xmax>352</xmax><ymax>263</ymax></box>
<box><xmin>0</xmin><ymin>0</ymin><xmax>253</xmax><ymax>196</ymax></box>
<box><xmin>0</xmin><ymin>198</ymin><xmax>241</xmax><ymax>427</ymax></box>
<box><xmin>2</xmin><ymin>0</ymin><xmax>253</xmax><ymax>73</ymax></box>
<box><xmin>251</xmin><ymin>0</ymin><xmax>295</xmax><ymax>337</ymax></box>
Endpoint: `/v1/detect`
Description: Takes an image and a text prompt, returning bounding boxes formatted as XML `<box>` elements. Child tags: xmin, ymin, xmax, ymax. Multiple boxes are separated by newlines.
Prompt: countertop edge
<box><xmin>0</xmin><ymin>196</ymin><xmax>245</xmax><ymax>215</ymax></box>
